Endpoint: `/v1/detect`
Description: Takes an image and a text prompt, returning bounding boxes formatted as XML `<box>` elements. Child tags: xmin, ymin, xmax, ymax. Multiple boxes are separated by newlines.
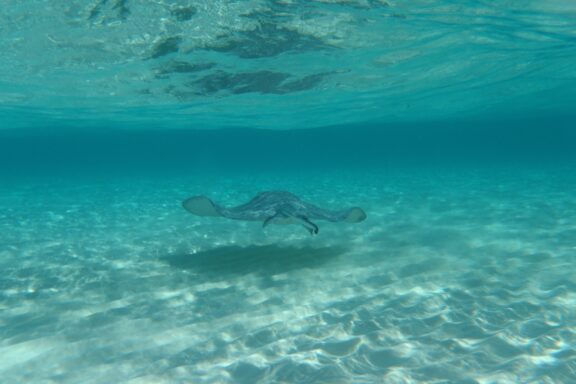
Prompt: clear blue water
<box><xmin>1</xmin><ymin>1</ymin><xmax>576</xmax><ymax>383</ymax></box>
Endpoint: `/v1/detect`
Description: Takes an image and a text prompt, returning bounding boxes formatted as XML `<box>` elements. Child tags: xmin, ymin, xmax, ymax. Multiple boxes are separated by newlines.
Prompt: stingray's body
<box><xmin>182</xmin><ymin>191</ymin><xmax>366</xmax><ymax>235</ymax></box>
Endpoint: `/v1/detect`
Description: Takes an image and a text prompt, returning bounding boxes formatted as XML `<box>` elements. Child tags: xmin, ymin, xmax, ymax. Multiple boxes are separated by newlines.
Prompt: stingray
<box><xmin>182</xmin><ymin>191</ymin><xmax>367</xmax><ymax>235</ymax></box>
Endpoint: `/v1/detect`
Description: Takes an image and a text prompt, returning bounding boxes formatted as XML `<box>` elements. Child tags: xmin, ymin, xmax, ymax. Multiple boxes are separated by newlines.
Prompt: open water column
<box><xmin>1</xmin><ymin>1</ymin><xmax>576</xmax><ymax>383</ymax></box>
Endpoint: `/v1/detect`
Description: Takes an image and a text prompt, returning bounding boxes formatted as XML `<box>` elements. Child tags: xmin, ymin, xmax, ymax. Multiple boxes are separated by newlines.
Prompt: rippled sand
<box><xmin>1</xmin><ymin>168</ymin><xmax>575</xmax><ymax>383</ymax></box>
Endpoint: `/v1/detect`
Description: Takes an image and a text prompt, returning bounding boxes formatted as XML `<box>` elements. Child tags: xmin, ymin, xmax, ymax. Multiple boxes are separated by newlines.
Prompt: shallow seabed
<box><xmin>1</xmin><ymin>166</ymin><xmax>575</xmax><ymax>383</ymax></box>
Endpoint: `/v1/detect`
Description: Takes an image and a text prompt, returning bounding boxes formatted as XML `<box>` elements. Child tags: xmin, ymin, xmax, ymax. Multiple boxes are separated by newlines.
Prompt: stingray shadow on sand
<box><xmin>162</xmin><ymin>244</ymin><xmax>347</xmax><ymax>278</ymax></box>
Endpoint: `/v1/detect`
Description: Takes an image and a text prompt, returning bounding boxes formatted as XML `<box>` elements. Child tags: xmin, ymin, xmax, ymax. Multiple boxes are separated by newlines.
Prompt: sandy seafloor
<box><xmin>1</xmin><ymin>166</ymin><xmax>575</xmax><ymax>383</ymax></box>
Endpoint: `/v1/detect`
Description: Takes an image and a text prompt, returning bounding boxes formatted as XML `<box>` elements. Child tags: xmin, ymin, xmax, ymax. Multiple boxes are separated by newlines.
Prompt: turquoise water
<box><xmin>2</xmin><ymin>1</ymin><xmax>576</xmax><ymax>383</ymax></box>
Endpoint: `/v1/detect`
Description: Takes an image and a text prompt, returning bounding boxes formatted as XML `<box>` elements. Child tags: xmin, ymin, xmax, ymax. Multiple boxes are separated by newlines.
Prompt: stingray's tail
<box><xmin>339</xmin><ymin>207</ymin><xmax>367</xmax><ymax>223</ymax></box>
<box><xmin>182</xmin><ymin>196</ymin><xmax>223</xmax><ymax>217</ymax></box>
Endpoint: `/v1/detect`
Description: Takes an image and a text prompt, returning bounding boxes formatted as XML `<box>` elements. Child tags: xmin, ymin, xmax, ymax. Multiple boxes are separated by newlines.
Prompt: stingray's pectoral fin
<box><xmin>342</xmin><ymin>207</ymin><xmax>367</xmax><ymax>223</ymax></box>
<box><xmin>182</xmin><ymin>196</ymin><xmax>222</xmax><ymax>217</ymax></box>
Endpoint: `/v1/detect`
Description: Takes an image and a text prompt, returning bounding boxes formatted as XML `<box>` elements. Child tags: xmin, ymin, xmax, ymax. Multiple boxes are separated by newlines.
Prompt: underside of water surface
<box><xmin>1</xmin><ymin>0</ymin><xmax>576</xmax><ymax>130</ymax></box>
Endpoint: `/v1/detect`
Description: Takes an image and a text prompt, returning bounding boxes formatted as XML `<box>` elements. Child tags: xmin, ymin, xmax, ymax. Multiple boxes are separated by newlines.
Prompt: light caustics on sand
<box><xmin>1</xmin><ymin>172</ymin><xmax>575</xmax><ymax>383</ymax></box>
